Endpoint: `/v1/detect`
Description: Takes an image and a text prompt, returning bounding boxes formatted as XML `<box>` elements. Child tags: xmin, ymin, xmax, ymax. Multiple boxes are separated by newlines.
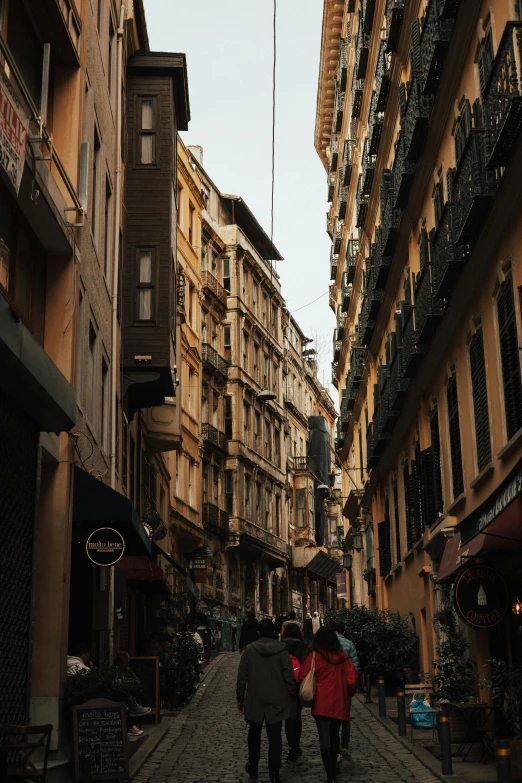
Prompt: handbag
<box><xmin>299</xmin><ymin>652</ymin><xmax>316</xmax><ymax>707</ymax></box>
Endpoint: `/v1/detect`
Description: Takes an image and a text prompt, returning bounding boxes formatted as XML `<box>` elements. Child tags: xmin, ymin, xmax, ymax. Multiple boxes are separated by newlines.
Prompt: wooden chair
<box><xmin>0</xmin><ymin>725</ymin><xmax>52</xmax><ymax>783</ymax></box>
<box><xmin>404</xmin><ymin>684</ymin><xmax>437</xmax><ymax>743</ymax></box>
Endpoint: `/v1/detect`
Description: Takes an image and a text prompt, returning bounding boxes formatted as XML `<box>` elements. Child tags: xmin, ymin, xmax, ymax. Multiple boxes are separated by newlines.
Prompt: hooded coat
<box><xmin>298</xmin><ymin>649</ymin><xmax>358</xmax><ymax>721</ymax></box>
<box><xmin>239</xmin><ymin>616</ymin><xmax>259</xmax><ymax>650</ymax></box>
<box><xmin>282</xmin><ymin>636</ymin><xmax>309</xmax><ymax>664</ymax></box>
<box><xmin>335</xmin><ymin>633</ymin><xmax>360</xmax><ymax>672</ymax></box>
<box><xmin>236</xmin><ymin>637</ymin><xmax>297</xmax><ymax>724</ymax></box>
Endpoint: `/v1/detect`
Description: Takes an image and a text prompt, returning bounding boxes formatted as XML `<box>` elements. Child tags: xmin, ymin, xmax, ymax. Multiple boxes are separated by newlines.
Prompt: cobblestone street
<box><xmin>133</xmin><ymin>655</ymin><xmax>439</xmax><ymax>783</ymax></box>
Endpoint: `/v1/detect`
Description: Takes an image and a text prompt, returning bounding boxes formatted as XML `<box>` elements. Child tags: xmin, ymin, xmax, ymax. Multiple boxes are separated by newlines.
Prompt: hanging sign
<box><xmin>454</xmin><ymin>564</ymin><xmax>508</xmax><ymax>629</ymax></box>
<box><xmin>190</xmin><ymin>557</ymin><xmax>207</xmax><ymax>571</ymax></box>
<box><xmin>0</xmin><ymin>70</ymin><xmax>29</xmax><ymax>195</ymax></box>
<box><xmin>86</xmin><ymin>527</ymin><xmax>125</xmax><ymax>567</ymax></box>
<box><xmin>336</xmin><ymin>573</ymin><xmax>347</xmax><ymax>599</ymax></box>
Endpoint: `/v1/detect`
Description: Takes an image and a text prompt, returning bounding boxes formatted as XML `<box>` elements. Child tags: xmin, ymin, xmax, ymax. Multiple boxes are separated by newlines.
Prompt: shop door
<box><xmin>0</xmin><ymin>391</ymin><xmax>39</xmax><ymax>724</ymax></box>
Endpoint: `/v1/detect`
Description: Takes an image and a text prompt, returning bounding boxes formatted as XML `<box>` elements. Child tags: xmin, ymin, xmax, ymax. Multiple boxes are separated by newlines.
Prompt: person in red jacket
<box><xmin>298</xmin><ymin>627</ymin><xmax>358</xmax><ymax>783</ymax></box>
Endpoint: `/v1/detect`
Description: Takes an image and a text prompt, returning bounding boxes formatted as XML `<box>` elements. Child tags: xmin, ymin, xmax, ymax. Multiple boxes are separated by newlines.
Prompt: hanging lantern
<box><xmin>343</xmin><ymin>553</ymin><xmax>353</xmax><ymax>570</ymax></box>
<box><xmin>512</xmin><ymin>597</ymin><xmax>522</xmax><ymax>615</ymax></box>
<box><xmin>352</xmin><ymin>532</ymin><xmax>363</xmax><ymax>552</ymax></box>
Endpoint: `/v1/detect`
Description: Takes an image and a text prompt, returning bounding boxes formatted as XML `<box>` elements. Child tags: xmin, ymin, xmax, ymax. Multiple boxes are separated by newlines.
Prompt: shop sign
<box><xmin>189</xmin><ymin>557</ymin><xmax>207</xmax><ymax>570</ymax></box>
<box><xmin>336</xmin><ymin>573</ymin><xmax>347</xmax><ymax>599</ymax></box>
<box><xmin>86</xmin><ymin>527</ymin><xmax>125</xmax><ymax>567</ymax></box>
<box><xmin>454</xmin><ymin>564</ymin><xmax>508</xmax><ymax>629</ymax></box>
<box><xmin>461</xmin><ymin>466</ymin><xmax>522</xmax><ymax>545</ymax></box>
<box><xmin>0</xmin><ymin>70</ymin><xmax>29</xmax><ymax>195</ymax></box>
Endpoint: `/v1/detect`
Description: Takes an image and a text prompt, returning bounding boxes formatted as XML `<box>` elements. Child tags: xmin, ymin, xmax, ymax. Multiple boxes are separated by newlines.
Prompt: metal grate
<box><xmin>0</xmin><ymin>391</ymin><xmax>39</xmax><ymax>724</ymax></box>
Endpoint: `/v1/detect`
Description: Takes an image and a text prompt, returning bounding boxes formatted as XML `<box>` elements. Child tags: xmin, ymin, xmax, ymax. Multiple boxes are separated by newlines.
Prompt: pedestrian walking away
<box><xmin>236</xmin><ymin>617</ymin><xmax>297</xmax><ymax>783</ymax></box>
<box><xmin>281</xmin><ymin>610</ymin><xmax>302</xmax><ymax>631</ymax></box>
<box><xmin>298</xmin><ymin>626</ymin><xmax>358</xmax><ymax>783</ymax></box>
<box><xmin>311</xmin><ymin>611</ymin><xmax>323</xmax><ymax>635</ymax></box>
<box><xmin>239</xmin><ymin>609</ymin><xmax>259</xmax><ymax>651</ymax></box>
<box><xmin>281</xmin><ymin>622</ymin><xmax>309</xmax><ymax>762</ymax></box>
<box><xmin>330</xmin><ymin>619</ymin><xmax>359</xmax><ymax>756</ymax></box>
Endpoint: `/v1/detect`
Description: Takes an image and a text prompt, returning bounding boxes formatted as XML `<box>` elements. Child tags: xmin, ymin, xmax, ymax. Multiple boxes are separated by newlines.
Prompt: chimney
<box><xmin>188</xmin><ymin>145</ymin><xmax>203</xmax><ymax>165</ymax></box>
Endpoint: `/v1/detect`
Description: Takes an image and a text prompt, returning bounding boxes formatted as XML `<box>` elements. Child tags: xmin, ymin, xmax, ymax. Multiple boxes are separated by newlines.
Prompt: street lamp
<box><xmin>352</xmin><ymin>532</ymin><xmax>363</xmax><ymax>552</ymax></box>
<box><xmin>343</xmin><ymin>553</ymin><xmax>353</xmax><ymax>570</ymax></box>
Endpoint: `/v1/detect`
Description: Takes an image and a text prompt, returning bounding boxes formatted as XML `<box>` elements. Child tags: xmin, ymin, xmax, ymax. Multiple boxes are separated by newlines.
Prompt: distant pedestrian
<box><xmin>236</xmin><ymin>618</ymin><xmax>297</xmax><ymax>783</ymax></box>
<box><xmin>298</xmin><ymin>627</ymin><xmax>358</xmax><ymax>783</ymax></box>
<box><xmin>282</xmin><ymin>610</ymin><xmax>302</xmax><ymax>630</ymax></box>
<box><xmin>312</xmin><ymin>611</ymin><xmax>323</xmax><ymax>635</ymax></box>
<box><xmin>331</xmin><ymin>620</ymin><xmax>359</xmax><ymax>757</ymax></box>
<box><xmin>281</xmin><ymin>623</ymin><xmax>309</xmax><ymax>762</ymax></box>
<box><xmin>239</xmin><ymin>610</ymin><xmax>259</xmax><ymax>651</ymax></box>
<box><xmin>304</xmin><ymin>613</ymin><xmax>313</xmax><ymax>642</ymax></box>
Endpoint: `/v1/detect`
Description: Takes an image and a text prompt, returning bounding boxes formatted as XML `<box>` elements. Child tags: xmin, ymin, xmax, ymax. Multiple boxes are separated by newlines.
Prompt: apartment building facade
<box><xmin>317</xmin><ymin>0</ymin><xmax>522</xmax><ymax>677</ymax></box>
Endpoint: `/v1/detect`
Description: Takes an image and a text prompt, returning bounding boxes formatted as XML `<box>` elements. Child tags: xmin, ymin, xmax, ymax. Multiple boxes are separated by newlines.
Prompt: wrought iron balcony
<box><xmin>352</xmin><ymin>82</ymin><xmax>364</xmax><ymax>119</ymax></box>
<box><xmin>347</xmin><ymin>239</ymin><xmax>359</xmax><ymax>283</ymax></box>
<box><xmin>386</xmin><ymin>0</ymin><xmax>405</xmax><ymax>53</ymax></box>
<box><xmin>373</xmin><ymin>231</ymin><xmax>392</xmax><ymax>289</ymax></box>
<box><xmin>391</xmin><ymin>133</ymin><xmax>416</xmax><ymax>209</ymax></box>
<box><xmin>333</xmin><ymin>332</ymin><xmax>342</xmax><ymax>363</ymax></box>
<box><xmin>202</xmin><ymin>343</ymin><xmax>230</xmax><ymax>377</ymax></box>
<box><xmin>453</xmin><ymin>124</ymin><xmax>498</xmax><ymax>246</ymax></box>
<box><xmin>201</xmin><ymin>271</ymin><xmax>228</xmax><ymax>306</ymax></box>
<box><xmin>332</xmin><ymin>219</ymin><xmax>342</xmax><ymax>254</ymax></box>
<box><xmin>356</xmin><ymin>175</ymin><xmax>369</xmax><ymax>229</ymax></box>
<box><xmin>362</xmin><ymin>150</ymin><xmax>377</xmax><ymax>196</ymax></box>
<box><xmin>327</xmin><ymin>173</ymin><xmax>335</xmax><ymax>202</ymax></box>
<box><xmin>342</xmin><ymin>140</ymin><xmax>354</xmax><ymax>188</ymax></box>
<box><xmin>339</xmin><ymin>38</ymin><xmax>348</xmax><ymax>91</ymax></box>
<box><xmin>388</xmin><ymin>347</ymin><xmax>411</xmax><ymax>411</ymax></box>
<box><xmin>375</xmin><ymin>41</ymin><xmax>391</xmax><ymax>113</ymax></box>
<box><xmin>203</xmin><ymin>502</ymin><xmax>229</xmax><ymax>533</ymax></box>
<box><xmin>332</xmin><ymin>361</ymin><xmax>339</xmax><ymax>388</ymax></box>
<box><xmin>336</xmin><ymin>310</ymin><xmax>345</xmax><ymax>340</ymax></box>
<box><xmin>334</xmin><ymin>88</ymin><xmax>345</xmax><ymax>134</ymax></box>
<box><xmin>356</xmin><ymin>33</ymin><xmax>370</xmax><ymax>80</ymax></box>
<box><xmin>420</xmin><ymin>0</ymin><xmax>455</xmax><ymax>96</ymax></box>
<box><xmin>439</xmin><ymin>0</ymin><xmax>461</xmax><ymax>19</ymax></box>
<box><xmin>359</xmin><ymin>293</ymin><xmax>381</xmax><ymax>346</ymax></box>
<box><xmin>369</xmin><ymin>103</ymin><xmax>384</xmax><ymax>157</ymax></box>
<box><xmin>431</xmin><ymin>201</ymin><xmax>470</xmax><ymax>299</ymax></box>
<box><xmin>366</xmin><ymin>413</ymin><xmax>389</xmax><ymax>470</ymax></box>
<box><xmin>329</xmin><ymin>283</ymin><xmax>336</xmax><ymax>313</ymax></box>
<box><xmin>202</xmin><ymin>422</ymin><xmax>228</xmax><ymax>452</ymax></box>
<box><xmin>484</xmin><ymin>22</ymin><xmax>522</xmax><ymax>169</ymax></box>
<box><xmin>402</xmin><ymin>76</ymin><xmax>433</xmax><ymax>162</ymax></box>
<box><xmin>381</xmin><ymin>184</ymin><xmax>401</xmax><ymax>257</ymax></box>
<box><xmin>401</xmin><ymin>309</ymin><xmax>426</xmax><ymax>378</ymax></box>
<box><xmin>330</xmin><ymin>134</ymin><xmax>339</xmax><ymax>173</ymax></box>
<box><xmin>413</xmin><ymin>264</ymin><xmax>445</xmax><ymax>345</ymax></box>
<box><xmin>340</xmin><ymin>391</ymin><xmax>352</xmax><ymax>432</ymax></box>
<box><xmin>338</xmin><ymin>183</ymin><xmax>349</xmax><ymax>220</ymax></box>
<box><xmin>341</xmin><ymin>273</ymin><xmax>352</xmax><ymax>313</ymax></box>
<box><xmin>294</xmin><ymin>456</ymin><xmax>316</xmax><ymax>473</ymax></box>
<box><xmin>330</xmin><ymin>245</ymin><xmax>339</xmax><ymax>280</ymax></box>
<box><xmin>347</xmin><ymin>345</ymin><xmax>367</xmax><ymax>390</ymax></box>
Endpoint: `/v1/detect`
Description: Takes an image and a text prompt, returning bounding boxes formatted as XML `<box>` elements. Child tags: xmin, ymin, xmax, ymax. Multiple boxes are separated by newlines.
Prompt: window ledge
<box><xmin>498</xmin><ymin>426</ymin><xmax>522</xmax><ymax>461</ymax></box>
<box><xmin>384</xmin><ymin>571</ymin><xmax>394</xmax><ymax>583</ymax></box>
<box><xmin>446</xmin><ymin>493</ymin><xmax>466</xmax><ymax>514</ymax></box>
<box><xmin>404</xmin><ymin>548</ymin><xmax>414</xmax><ymax>562</ymax></box>
<box><xmin>392</xmin><ymin>562</ymin><xmax>403</xmax><ymax>573</ymax></box>
<box><xmin>470</xmin><ymin>462</ymin><xmax>495</xmax><ymax>490</ymax></box>
<box><xmin>414</xmin><ymin>538</ymin><xmax>424</xmax><ymax>551</ymax></box>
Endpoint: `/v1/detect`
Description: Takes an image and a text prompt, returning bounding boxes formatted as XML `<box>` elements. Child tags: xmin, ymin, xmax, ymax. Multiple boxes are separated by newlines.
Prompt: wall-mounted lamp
<box><xmin>513</xmin><ymin>597</ymin><xmax>522</xmax><ymax>615</ymax></box>
<box><xmin>257</xmin><ymin>390</ymin><xmax>277</xmax><ymax>402</ymax></box>
<box><xmin>351</xmin><ymin>532</ymin><xmax>363</xmax><ymax>552</ymax></box>
<box><xmin>343</xmin><ymin>553</ymin><xmax>353</xmax><ymax>570</ymax></box>
<box><xmin>317</xmin><ymin>484</ymin><xmax>330</xmax><ymax>494</ymax></box>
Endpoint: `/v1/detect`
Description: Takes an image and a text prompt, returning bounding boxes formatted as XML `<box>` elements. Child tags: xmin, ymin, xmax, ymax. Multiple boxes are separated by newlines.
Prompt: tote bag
<box><xmin>299</xmin><ymin>652</ymin><xmax>316</xmax><ymax>707</ymax></box>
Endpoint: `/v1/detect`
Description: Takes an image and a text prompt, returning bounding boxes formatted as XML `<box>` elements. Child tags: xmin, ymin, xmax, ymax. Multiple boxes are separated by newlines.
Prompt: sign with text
<box><xmin>86</xmin><ymin>527</ymin><xmax>125</xmax><ymax>567</ymax></box>
<box><xmin>454</xmin><ymin>564</ymin><xmax>508</xmax><ymax>629</ymax></box>
<box><xmin>73</xmin><ymin>699</ymin><xmax>128</xmax><ymax>781</ymax></box>
<box><xmin>0</xmin><ymin>70</ymin><xmax>28</xmax><ymax>195</ymax></box>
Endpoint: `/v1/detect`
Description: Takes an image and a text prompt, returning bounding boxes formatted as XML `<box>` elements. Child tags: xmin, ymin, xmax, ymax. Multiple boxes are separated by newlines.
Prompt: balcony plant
<box><xmin>325</xmin><ymin>605</ymin><xmax>419</xmax><ymax>687</ymax></box>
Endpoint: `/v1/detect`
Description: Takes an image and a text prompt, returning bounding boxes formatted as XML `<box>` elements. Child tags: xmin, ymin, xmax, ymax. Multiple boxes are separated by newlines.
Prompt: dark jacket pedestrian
<box><xmin>298</xmin><ymin>627</ymin><xmax>358</xmax><ymax>783</ymax></box>
<box><xmin>281</xmin><ymin>623</ymin><xmax>309</xmax><ymax>762</ymax></box>
<box><xmin>239</xmin><ymin>611</ymin><xmax>259</xmax><ymax>651</ymax></box>
<box><xmin>237</xmin><ymin>618</ymin><xmax>297</xmax><ymax>783</ymax></box>
<box><xmin>303</xmin><ymin>615</ymin><xmax>313</xmax><ymax>641</ymax></box>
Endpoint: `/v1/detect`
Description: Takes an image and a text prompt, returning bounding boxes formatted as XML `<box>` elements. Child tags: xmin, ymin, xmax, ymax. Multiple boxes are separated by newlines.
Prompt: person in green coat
<box><xmin>237</xmin><ymin>618</ymin><xmax>297</xmax><ymax>783</ymax></box>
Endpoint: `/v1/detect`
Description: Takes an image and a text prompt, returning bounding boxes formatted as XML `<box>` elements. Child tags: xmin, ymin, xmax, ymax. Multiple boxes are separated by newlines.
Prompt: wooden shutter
<box><xmin>419</xmin><ymin>227</ymin><xmax>430</xmax><ymax>268</ymax></box>
<box><xmin>430</xmin><ymin>408</ymin><xmax>444</xmax><ymax>515</ymax></box>
<box><xmin>384</xmin><ymin>495</ymin><xmax>392</xmax><ymax>574</ymax></box>
<box><xmin>377</xmin><ymin>521</ymin><xmax>387</xmax><ymax>576</ymax></box>
<box><xmin>412</xmin><ymin>455</ymin><xmax>424</xmax><ymax>541</ymax></box>
<box><xmin>393</xmin><ymin>475</ymin><xmax>401</xmax><ymax>563</ymax></box>
<box><xmin>410</xmin><ymin>19</ymin><xmax>423</xmax><ymax>74</ymax></box>
<box><xmin>497</xmin><ymin>278</ymin><xmax>522</xmax><ymax>440</ymax></box>
<box><xmin>420</xmin><ymin>447</ymin><xmax>437</xmax><ymax>527</ymax></box>
<box><xmin>469</xmin><ymin>328</ymin><xmax>492</xmax><ymax>471</ymax></box>
<box><xmin>399</xmin><ymin>82</ymin><xmax>407</xmax><ymax>125</ymax></box>
<box><xmin>447</xmin><ymin>374</ymin><xmax>464</xmax><ymax>498</ymax></box>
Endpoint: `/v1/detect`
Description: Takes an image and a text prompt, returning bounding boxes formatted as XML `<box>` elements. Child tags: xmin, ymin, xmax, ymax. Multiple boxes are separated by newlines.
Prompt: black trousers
<box><xmin>341</xmin><ymin>720</ymin><xmax>350</xmax><ymax>749</ymax></box>
<box><xmin>285</xmin><ymin>698</ymin><xmax>302</xmax><ymax>751</ymax></box>
<box><xmin>248</xmin><ymin>720</ymin><xmax>283</xmax><ymax>772</ymax></box>
<box><xmin>314</xmin><ymin>715</ymin><xmax>342</xmax><ymax>755</ymax></box>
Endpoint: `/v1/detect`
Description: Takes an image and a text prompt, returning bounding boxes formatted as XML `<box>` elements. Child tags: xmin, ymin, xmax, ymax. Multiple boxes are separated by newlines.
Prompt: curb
<box><xmin>129</xmin><ymin>653</ymin><xmax>230</xmax><ymax>779</ymax></box>
<box><xmin>355</xmin><ymin>695</ymin><xmax>468</xmax><ymax>783</ymax></box>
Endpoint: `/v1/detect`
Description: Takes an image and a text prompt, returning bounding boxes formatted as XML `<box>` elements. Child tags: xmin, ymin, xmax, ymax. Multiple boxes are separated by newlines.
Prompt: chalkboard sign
<box><xmin>73</xmin><ymin>698</ymin><xmax>128</xmax><ymax>781</ymax></box>
<box><xmin>129</xmin><ymin>657</ymin><xmax>160</xmax><ymax>724</ymax></box>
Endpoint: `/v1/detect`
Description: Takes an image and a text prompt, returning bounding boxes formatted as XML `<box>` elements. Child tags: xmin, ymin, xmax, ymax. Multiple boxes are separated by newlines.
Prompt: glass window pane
<box><xmin>139</xmin><ymin>251</ymin><xmax>152</xmax><ymax>282</ymax></box>
<box><xmin>139</xmin><ymin>289</ymin><xmax>152</xmax><ymax>320</ymax></box>
<box><xmin>140</xmin><ymin>135</ymin><xmax>154</xmax><ymax>164</ymax></box>
<box><xmin>141</xmin><ymin>100</ymin><xmax>154</xmax><ymax>129</ymax></box>
<box><xmin>0</xmin><ymin>238</ymin><xmax>11</xmax><ymax>291</ymax></box>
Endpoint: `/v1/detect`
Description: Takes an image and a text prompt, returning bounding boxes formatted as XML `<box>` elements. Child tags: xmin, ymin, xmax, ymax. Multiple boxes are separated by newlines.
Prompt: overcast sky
<box><xmin>144</xmin><ymin>0</ymin><xmax>335</xmax><ymax>393</ymax></box>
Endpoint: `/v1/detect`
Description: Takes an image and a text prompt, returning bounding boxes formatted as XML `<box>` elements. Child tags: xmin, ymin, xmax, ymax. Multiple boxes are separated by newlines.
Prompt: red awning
<box><xmin>436</xmin><ymin>498</ymin><xmax>522</xmax><ymax>582</ymax></box>
<box><xmin>117</xmin><ymin>556</ymin><xmax>171</xmax><ymax>593</ymax></box>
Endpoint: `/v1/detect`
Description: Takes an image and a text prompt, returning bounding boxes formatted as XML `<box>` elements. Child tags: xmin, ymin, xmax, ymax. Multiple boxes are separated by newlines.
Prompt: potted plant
<box><xmin>63</xmin><ymin>666</ymin><xmax>143</xmax><ymax>726</ymax></box>
<box><xmin>488</xmin><ymin>659</ymin><xmax>522</xmax><ymax>777</ymax></box>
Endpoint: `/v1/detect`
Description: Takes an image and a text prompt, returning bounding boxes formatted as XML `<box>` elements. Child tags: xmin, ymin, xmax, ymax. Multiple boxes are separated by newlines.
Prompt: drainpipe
<box><xmin>108</xmin><ymin>0</ymin><xmax>126</xmax><ymax>662</ymax></box>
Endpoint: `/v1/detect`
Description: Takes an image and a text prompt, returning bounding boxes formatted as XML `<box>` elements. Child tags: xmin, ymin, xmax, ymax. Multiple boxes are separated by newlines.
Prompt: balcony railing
<box><xmin>347</xmin><ymin>239</ymin><xmax>359</xmax><ymax>285</ymax></box>
<box><xmin>453</xmin><ymin>122</ymin><xmax>498</xmax><ymax>246</ymax></box>
<box><xmin>430</xmin><ymin>201</ymin><xmax>469</xmax><ymax>299</ymax></box>
<box><xmin>341</xmin><ymin>273</ymin><xmax>352</xmax><ymax>312</ymax></box>
<box><xmin>202</xmin><ymin>343</ymin><xmax>230</xmax><ymax>376</ymax></box>
<box><xmin>339</xmin><ymin>38</ymin><xmax>348</xmax><ymax>91</ymax></box>
<box><xmin>332</xmin><ymin>361</ymin><xmax>339</xmax><ymax>388</ymax></box>
<box><xmin>402</xmin><ymin>76</ymin><xmax>433</xmax><ymax>162</ymax></box>
<box><xmin>388</xmin><ymin>346</ymin><xmax>410</xmax><ymax>411</ymax></box>
<box><xmin>386</xmin><ymin>0</ymin><xmax>405</xmax><ymax>53</ymax></box>
<box><xmin>402</xmin><ymin>308</ymin><xmax>426</xmax><ymax>378</ymax></box>
<box><xmin>355</xmin><ymin>175</ymin><xmax>369</xmax><ymax>229</ymax></box>
<box><xmin>420</xmin><ymin>0</ymin><xmax>455</xmax><ymax>95</ymax></box>
<box><xmin>330</xmin><ymin>134</ymin><xmax>339</xmax><ymax>172</ymax></box>
<box><xmin>413</xmin><ymin>264</ymin><xmax>445</xmax><ymax>346</ymax></box>
<box><xmin>336</xmin><ymin>310</ymin><xmax>345</xmax><ymax>340</ymax></box>
<box><xmin>338</xmin><ymin>183</ymin><xmax>349</xmax><ymax>220</ymax></box>
<box><xmin>327</xmin><ymin>172</ymin><xmax>335</xmax><ymax>202</ymax></box>
<box><xmin>330</xmin><ymin>244</ymin><xmax>339</xmax><ymax>280</ymax></box>
<box><xmin>201</xmin><ymin>271</ymin><xmax>228</xmax><ymax>305</ymax></box>
<box><xmin>202</xmin><ymin>502</ymin><xmax>229</xmax><ymax>533</ymax></box>
<box><xmin>293</xmin><ymin>456</ymin><xmax>316</xmax><ymax>473</ymax></box>
<box><xmin>356</xmin><ymin>32</ymin><xmax>370</xmax><ymax>80</ymax></box>
<box><xmin>484</xmin><ymin>22</ymin><xmax>522</xmax><ymax>169</ymax></box>
<box><xmin>202</xmin><ymin>422</ymin><xmax>228</xmax><ymax>452</ymax></box>
<box><xmin>373</xmin><ymin>233</ymin><xmax>392</xmax><ymax>289</ymax></box>
<box><xmin>333</xmin><ymin>332</ymin><xmax>342</xmax><ymax>362</ymax></box>
<box><xmin>352</xmin><ymin>81</ymin><xmax>364</xmax><ymax>119</ymax></box>
<box><xmin>361</xmin><ymin>138</ymin><xmax>377</xmax><ymax>195</ymax></box>
<box><xmin>391</xmin><ymin>133</ymin><xmax>416</xmax><ymax>209</ymax></box>
<box><xmin>332</xmin><ymin>219</ymin><xmax>342</xmax><ymax>254</ymax></box>
<box><xmin>368</xmin><ymin>92</ymin><xmax>384</xmax><ymax>156</ymax></box>
<box><xmin>439</xmin><ymin>0</ymin><xmax>461</xmax><ymax>19</ymax></box>
<box><xmin>375</xmin><ymin>41</ymin><xmax>391</xmax><ymax>113</ymax></box>
<box><xmin>334</xmin><ymin>88</ymin><xmax>345</xmax><ymax>133</ymax></box>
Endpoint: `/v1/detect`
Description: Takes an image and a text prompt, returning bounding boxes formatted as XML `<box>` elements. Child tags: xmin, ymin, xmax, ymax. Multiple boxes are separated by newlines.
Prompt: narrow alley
<box><xmin>132</xmin><ymin>655</ymin><xmax>439</xmax><ymax>783</ymax></box>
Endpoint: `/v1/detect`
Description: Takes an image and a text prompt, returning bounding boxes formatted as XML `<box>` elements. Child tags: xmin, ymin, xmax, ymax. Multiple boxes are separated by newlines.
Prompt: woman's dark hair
<box><xmin>258</xmin><ymin>618</ymin><xmax>275</xmax><ymax>638</ymax></box>
<box><xmin>312</xmin><ymin>627</ymin><xmax>341</xmax><ymax>653</ymax></box>
<box><xmin>282</xmin><ymin>622</ymin><xmax>303</xmax><ymax>641</ymax></box>
<box><xmin>247</xmin><ymin>610</ymin><xmax>256</xmax><ymax>620</ymax></box>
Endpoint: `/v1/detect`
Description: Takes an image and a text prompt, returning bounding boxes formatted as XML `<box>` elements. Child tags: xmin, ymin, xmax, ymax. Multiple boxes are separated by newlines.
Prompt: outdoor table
<box><xmin>448</xmin><ymin>702</ymin><xmax>496</xmax><ymax>762</ymax></box>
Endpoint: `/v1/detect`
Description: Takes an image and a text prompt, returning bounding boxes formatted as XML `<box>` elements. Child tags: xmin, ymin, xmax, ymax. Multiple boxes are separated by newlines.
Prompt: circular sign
<box><xmin>86</xmin><ymin>527</ymin><xmax>125</xmax><ymax>567</ymax></box>
<box><xmin>454</xmin><ymin>564</ymin><xmax>508</xmax><ymax>629</ymax></box>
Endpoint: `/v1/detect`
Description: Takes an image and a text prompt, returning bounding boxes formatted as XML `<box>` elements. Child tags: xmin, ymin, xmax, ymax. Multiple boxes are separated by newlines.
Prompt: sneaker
<box><xmin>286</xmin><ymin>750</ymin><xmax>298</xmax><ymax>763</ymax></box>
<box><xmin>127</xmin><ymin>726</ymin><xmax>143</xmax><ymax>736</ymax></box>
<box><xmin>245</xmin><ymin>762</ymin><xmax>258</xmax><ymax>779</ymax></box>
<box><xmin>129</xmin><ymin>704</ymin><xmax>151</xmax><ymax>717</ymax></box>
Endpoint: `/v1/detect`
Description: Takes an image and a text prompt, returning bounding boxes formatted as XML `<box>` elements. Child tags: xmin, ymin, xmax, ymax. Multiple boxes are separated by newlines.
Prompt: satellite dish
<box><xmin>257</xmin><ymin>389</ymin><xmax>277</xmax><ymax>402</ymax></box>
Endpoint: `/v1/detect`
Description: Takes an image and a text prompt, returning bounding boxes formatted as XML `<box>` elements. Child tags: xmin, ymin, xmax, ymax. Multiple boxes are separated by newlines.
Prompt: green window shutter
<box><xmin>469</xmin><ymin>328</ymin><xmax>492</xmax><ymax>471</ymax></box>
<box><xmin>498</xmin><ymin>278</ymin><xmax>522</xmax><ymax>440</ymax></box>
<box><xmin>447</xmin><ymin>374</ymin><xmax>464</xmax><ymax>498</ymax></box>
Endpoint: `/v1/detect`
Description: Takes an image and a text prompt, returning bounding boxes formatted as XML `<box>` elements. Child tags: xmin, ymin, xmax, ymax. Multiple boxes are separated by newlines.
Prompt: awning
<box><xmin>117</xmin><ymin>556</ymin><xmax>170</xmax><ymax>595</ymax></box>
<box><xmin>460</xmin><ymin>457</ymin><xmax>522</xmax><ymax>545</ymax></box>
<box><xmin>343</xmin><ymin>489</ymin><xmax>363</xmax><ymax>523</ymax></box>
<box><xmin>73</xmin><ymin>466</ymin><xmax>152</xmax><ymax>557</ymax></box>
<box><xmin>305</xmin><ymin>551</ymin><xmax>341</xmax><ymax>582</ymax></box>
<box><xmin>436</xmin><ymin>502</ymin><xmax>522</xmax><ymax>583</ymax></box>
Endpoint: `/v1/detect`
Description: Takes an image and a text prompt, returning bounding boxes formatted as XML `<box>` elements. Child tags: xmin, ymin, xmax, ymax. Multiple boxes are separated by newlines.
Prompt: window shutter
<box><xmin>384</xmin><ymin>494</ymin><xmax>392</xmax><ymax>574</ymax></box>
<box><xmin>447</xmin><ymin>374</ymin><xmax>464</xmax><ymax>498</ymax></box>
<box><xmin>410</xmin><ymin>19</ymin><xmax>423</xmax><ymax>74</ymax></box>
<box><xmin>412</xmin><ymin>457</ymin><xmax>424</xmax><ymax>541</ymax></box>
<box><xmin>419</xmin><ymin>227</ymin><xmax>430</xmax><ymax>268</ymax></box>
<box><xmin>497</xmin><ymin>278</ymin><xmax>522</xmax><ymax>440</ymax></box>
<box><xmin>420</xmin><ymin>447</ymin><xmax>437</xmax><ymax>527</ymax></box>
<box><xmin>469</xmin><ymin>328</ymin><xmax>492</xmax><ymax>471</ymax></box>
<box><xmin>393</xmin><ymin>475</ymin><xmax>401</xmax><ymax>563</ymax></box>
<box><xmin>399</xmin><ymin>83</ymin><xmax>407</xmax><ymax>125</ymax></box>
<box><xmin>430</xmin><ymin>408</ymin><xmax>444</xmax><ymax>515</ymax></box>
<box><xmin>377</xmin><ymin>521</ymin><xmax>387</xmax><ymax>576</ymax></box>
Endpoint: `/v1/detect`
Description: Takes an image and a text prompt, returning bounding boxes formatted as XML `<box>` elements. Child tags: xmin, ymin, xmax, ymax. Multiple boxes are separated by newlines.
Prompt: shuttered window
<box><xmin>430</xmin><ymin>408</ymin><xmax>444</xmax><ymax>514</ymax></box>
<box><xmin>403</xmin><ymin>461</ymin><xmax>414</xmax><ymax>551</ymax></box>
<box><xmin>447</xmin><ymin>374</ymin><xmax>464</xmax><ymax>498</ymax></box>
<box><xmin>412</xmin><ymin>445</ymin><xmax>424</xmax><ymax>541</ymax></box>
<box><xmin>469</xmin><ymin>328</ymin><xmax>491</xmax><ymax>471</ymax></box>
<box><xmin>498</xmin><ymin>276</ymin><xmax>522</xmax><ymax>440</ymax></box>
